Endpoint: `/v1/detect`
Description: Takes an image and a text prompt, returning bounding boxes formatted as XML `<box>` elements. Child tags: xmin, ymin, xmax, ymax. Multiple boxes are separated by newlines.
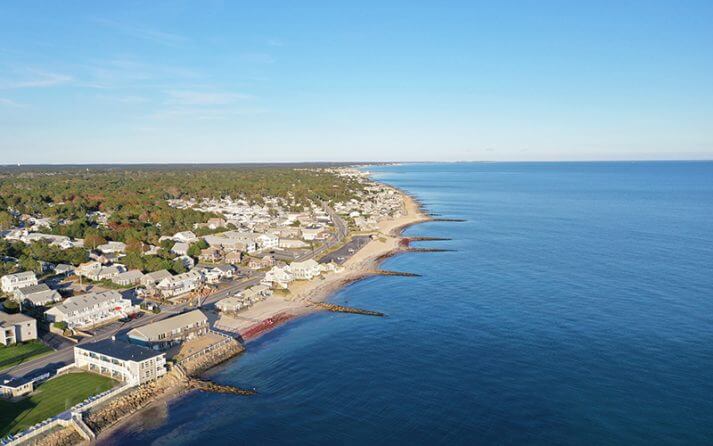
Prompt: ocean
<box><xmin>101</xmin><ymin>162</ymin><xmax>713</xmax><ymax>445</ymax></box>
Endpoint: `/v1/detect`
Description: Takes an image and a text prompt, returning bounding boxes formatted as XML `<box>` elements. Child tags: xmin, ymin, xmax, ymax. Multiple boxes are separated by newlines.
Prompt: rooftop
<box><xmin>76</xmin><ymin>338</ymin><xmax>164</xmax><ymax>362</ymax></box>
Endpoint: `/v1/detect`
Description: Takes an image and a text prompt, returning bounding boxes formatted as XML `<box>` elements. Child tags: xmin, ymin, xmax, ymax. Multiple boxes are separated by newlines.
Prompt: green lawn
<box><xmin>0</xmin><ymin>372</ymin><xmax>117</xmax><ymax>436</ymax></box>
<box><xmin>0</xmin><ymin>341</ymin><xmax>52</xmax><ymax>371</ymax></box>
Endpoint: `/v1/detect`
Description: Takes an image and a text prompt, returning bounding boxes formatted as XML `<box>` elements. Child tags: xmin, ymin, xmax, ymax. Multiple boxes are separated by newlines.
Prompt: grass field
<box><xmin>0</xmin><ymin>341</ymin><xmax>53</xmax><ymax>372</ymax></box>
<box><xmin>0</xmin><ymin>372</ymin><xmax>116</xmax><ymax>436</ymax></box>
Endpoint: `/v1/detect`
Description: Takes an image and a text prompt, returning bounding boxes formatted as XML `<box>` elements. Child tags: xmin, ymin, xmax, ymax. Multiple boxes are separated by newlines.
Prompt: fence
<box><xmin>1</xmin><ymin>383</ymin><xmax>131</xmax><ymax>446</ymax></box>
<box><xmin>176</xmin><ymin>330</ymin><xmax>234</xmax><ymax>365</ymax></box>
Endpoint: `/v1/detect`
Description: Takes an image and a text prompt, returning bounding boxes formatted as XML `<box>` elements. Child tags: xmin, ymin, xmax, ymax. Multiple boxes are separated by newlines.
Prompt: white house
<box><xmin>256</xmin><ymin>233</ymin><xmax>279</xmax><ymax>250</ymax></box>
<box><xmin>173</xmin><ymin>231</ymin><xmax>198</xmax><ymax>244</ymax></box>
<box><xmin>45</xmin><ymin>291</ymin><xmax>134</xmax><ymax>328</ymax></box>
<box><xmin>140</xmin><ymin>270</ymin><xmax>173</xmax><ymax>287</ymax></box>
<box><xmin>263</xmin><ymin>266</ymin><xmax>293</xmax><ymax>289</ymax></box>
<box><xmin>14</xmin><ymin>283</ymin><xmax>62</xmax><ymax>307</ymax></box>
<box><xmin>1</xmin><ymin>271</ymin><xmax>38</xmax><ymax>293</ymax></box>
<box><xmin>89</xmin><ymin>265</ymin><xmax>127</xmax><ymax>281</ymax></box>
<box><xmin>175</xmin><ymin>255</ymin><xmax>195</xmax><ymax>270</ymax></box>
<box><xmin>97</xmin><ymin>241</ymin><xmax>126</xmax><ymax>254</ymax></box>
<box><xmin>289</xmin><ymin>259</ymin><xmax>322</xmax><ymax>280</ymax></box>
<box><xmin>156</xmin><ymin>270</ymin><xmax>203</xmax><ymax>297</ymax></box>
<box><xmin>0</xmin><ymin>311</ymin><xmax>37</xmax><ymax>346</ymax></box>
<box><xmin>171</xmin><ymin>242</ymin><xmax>190</xmax><ymax>256</ymax></box>
<box><xmin>74</xmin><ymin>338</ymin><xmax>166</xmax><ymax>386</ymax></box>
<box><xmin>112</xmin><ymin>270</ymin><xmax>144</xmax><ymax>286</ymax></box>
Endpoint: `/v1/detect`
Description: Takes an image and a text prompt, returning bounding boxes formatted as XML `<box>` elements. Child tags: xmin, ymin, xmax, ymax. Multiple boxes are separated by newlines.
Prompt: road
<box><xmin>295</xmin><ymin>204</ymin><xmax>348</xmax><ymax>262</ymax></box>
<box><xmin>1</xmin><ymin>206</ymin><xmax>348</xmax><ymax>383</ymax></box>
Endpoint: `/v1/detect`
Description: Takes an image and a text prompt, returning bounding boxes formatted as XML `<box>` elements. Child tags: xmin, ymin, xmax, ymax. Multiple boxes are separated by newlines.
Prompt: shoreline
<box><xmin>94</xmin><ymin>186</ymin><xmax>430</xmax><ymax>444</ymax></box>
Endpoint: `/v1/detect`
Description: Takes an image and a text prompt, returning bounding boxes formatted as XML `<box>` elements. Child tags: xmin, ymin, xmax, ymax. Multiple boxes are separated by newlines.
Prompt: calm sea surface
<box><xmin>103</xmin><ymin>162</ymin><xmax>713</xmax><ymax>445</ymax></box>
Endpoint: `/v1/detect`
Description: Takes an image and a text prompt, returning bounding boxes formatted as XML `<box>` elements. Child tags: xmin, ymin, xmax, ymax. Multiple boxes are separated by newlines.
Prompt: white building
<box><xmin>45</xmin><ymin>291</ymin><xmax>134</xmax><ymax>328</ymax></box>
<box><xmin>97</xmin><ymin>241</ymin><xmax>126</xmax><ymax>254</ymax></box>
<box><xmin>140</xmin><ymin>270</ymin><xmax>173</xmax><ymax>287</ymax></box>
<box><xmin>14</xmin><ymin>283</ymin><xmax>62</xmax><ymax>307</ymax></box>
<box><xmin>0</xmin><ymin>311</ymin><xmax>37</xmax><ymax>346</ymax></box>
<box><xmin>263</xmin><ymin>266</ymin><xmax>294</xmax><ymax>289</ymax></box>
<box><xmin>112</xmin><ymin>270</ymin><xmax>144</xmax><ymax>286</ymax></box>
<box><xmin>289</xmin><ymin>259</ymin><xmax>322</xmax><ymax>280</ymax></box>
<box><xmin>1</xmin><ymin>271</ymin><xmax>38</xmax><ymax>293</ymax></box>
<box><xmin>127</xmin><ymin>310</ymin><xmax>208</xmax><ymax>349</ymax></box>
<box><xmin>173</xmin><ymin>231</ymin><xmax>198</xmax><ymax>244</ymax></box>
<box><xmin>74</xmin><ymin>338</ymin><xmax>166</xmax><ymax>386</ymax></box>
<box><xmin>256</xmin><ymin>233</ymin><xmax>279</xmax><ymax>250</ymax></box>
<box><xmin>156</xmin><ymin>270</ymin><xmax>203</xmax><ymax>297</ymax></box>
<box><xmin>171</xmin><ymin>242</ymin><xmax>190</xmax><ymax>256</ymax></box>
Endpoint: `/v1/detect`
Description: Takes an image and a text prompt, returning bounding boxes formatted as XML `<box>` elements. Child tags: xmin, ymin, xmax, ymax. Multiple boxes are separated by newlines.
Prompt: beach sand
<box><xmin>217</xmin><ymin>191</ymin><xmax>430</xmax><ymax>338</ymax></box>
<box><xmin>94</xmin><ymin>190</ymin><xmax>429</xmax><ymax>444</ymax></box>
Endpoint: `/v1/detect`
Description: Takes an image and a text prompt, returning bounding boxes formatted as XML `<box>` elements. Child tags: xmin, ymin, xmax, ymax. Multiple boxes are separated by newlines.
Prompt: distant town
<box><xmin>0</xmin><ymin>166</ymin><xmax>412</xmax><ymax>444</ymax></box>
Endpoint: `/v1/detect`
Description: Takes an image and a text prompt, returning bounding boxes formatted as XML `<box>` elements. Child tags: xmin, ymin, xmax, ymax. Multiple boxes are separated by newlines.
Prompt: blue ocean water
<box><xmin>102</xmin><ymin>162</ymin><xmax>713</xmax><ymax>445</ymax></box>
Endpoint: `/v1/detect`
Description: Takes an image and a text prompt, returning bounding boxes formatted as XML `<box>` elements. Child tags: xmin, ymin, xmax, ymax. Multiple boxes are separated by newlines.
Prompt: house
<box><xmin>175</xmin><ymin>255</ymin><xmax>195</xmax><ymax>270</ymax></box>
<box><xmin>199</xmin><ymin>246</ymin><xmax>223</xmax><ymax>263</ymax></box>
<box><xmin>173</xmin><ymin>231</ymin><xmax>198</xmax><ymax>244</ymax></box>
<box><xmin>156</xmin><ymin>270</ymin><xmax>203</xmax><ymax>297</ymax></box>
<box><xmin>289</xmin><ymin>259</ymin><xmax>322</xmax><ymax>280</ymax></box>
<box><xmin>74</xmin><ymin>338</ymin><xmax>166</xmax><ymax>386</ymax></box>
<box><xmin>215</xmin><ymin>296</ymin><xmax>245</xmax><ymax>313</ymax></box>
<box><xmin>248</xmin><ymin>255</ymin><xmax>274</xmax><ymax>270</ymax></box>
<box><xmin>76</xmin><ymin>261</ymin><xmax>102</xmax><ymax>278</ymax></box>
<box><xmin>54</xmin><ymin>263</ymin><xmax>75</xmax><ymax>276</ymax></box>
<box><xmin>206</xmin><ymin>217</ymin><xmax>227</xmax><ymax>229</ymax></box>
<box><xmin>242</xmin><ymin>284</ymin><xmax>272</xmax><ymax>301</ymax></box>
<box><xmin>127</xmin><ymin>310</ymin><xmax>208</xmax><ymax>349</ymax></box>
<box><xmin>171</xmin><ymin>242</ymin><xmax>190</xmax><ymax>256</ymax></box>
<box><xmin>89</xmin><ymin>265</ymin><xmax>126</xmax><ymax>281</ymax></box>
<box><xmin>97</xmin><ymin>241</ymin><xmax>126</xmax><ymax>254</ymax></box>
<box><xmin>0</xmin><ymin>311</ymin><xmax>37</xmax><ymax>345</ymax></box>
<box><xmin>255</xmin><ymin>233</ymin><xmax>279</xmax><ymax>250</ymax></box>
<box><xmin>202</xmin><ymin>267</ymin><xmax>223</xmax><ymax>284</ymax></box>
<box><xmin>140</xmin><ymin>270</ymin><xmax>173</xmax><ymax>287</ymax></box>
<box><xmin>216</xmin><ymin>285</ymin><xmax>272</xmax><ymax>313</ymax></box>
<box><xmin>213</xmin><ymin>264</ymin><xmax>236</xmax><ymax>278</ymax></box>
<box><xmin>1</xmin><ymin>271</ymin><xmax>38</xmax><ymax>293</ymax></box>
<box><xmin>263</xmin><ymin>266</ymin><xmax>293</xmax><ymax>289</ymax></box>
<box><xmin>45</xmin><ymin>291</ymin><xmax>134</xmax><ymax>328</ymax></box>
<box><xmin>112</xmin><ymin>270</ymin><xmax>144</xmax><ymax>286</ymax></box>
<box><xmin>301</xmin><ymin>227</ymin><xmax>324</xmax><ymax>241</ymax></box>
<box><xmin>14</xmin><ymin>283</ymin><xmax>62</xmax><ymax>307</ymax></box>
<box><xmin>224</xmin><ymin>251</ymin><xmax>242</xmax><ymax>264</ymax></box>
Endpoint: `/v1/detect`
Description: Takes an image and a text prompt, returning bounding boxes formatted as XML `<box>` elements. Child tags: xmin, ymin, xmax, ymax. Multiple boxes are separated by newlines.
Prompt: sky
<box><xmin>0</xmin><ymin>0</ymin><xmax>712</xmax><ymax>164</ymax></box>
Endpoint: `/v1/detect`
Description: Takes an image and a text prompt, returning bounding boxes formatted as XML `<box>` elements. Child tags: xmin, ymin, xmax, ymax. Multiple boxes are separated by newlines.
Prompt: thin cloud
<box><xmin>267</xmin><ymin>38</ymin><xmax>285</xmax><ymax>47</ymax></box>
<box><xmin>167</xmin><ymin>90</ymin><xmax>252</xmax><ymax>106</ymax></box>
<box><xmin>97</xmin><ymin>94</ymin><xmax>150</xmax><ymax>104</ymax></box>
<box><xmin>92</xmin><ymin>18</ymin><xmax>188</xmax><ymax>47</ymax></box>
<box><xmin>0</xmin><ymin>97</ymin><xmax>26</xmax><ymax>108</ymax></box>
<box><xmin>0</xmin><ymin>70</ymin><xmax>73</xmax><ymax>89</ymax></box>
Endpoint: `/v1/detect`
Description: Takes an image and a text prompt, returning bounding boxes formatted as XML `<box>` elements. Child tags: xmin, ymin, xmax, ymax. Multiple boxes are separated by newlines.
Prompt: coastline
<box><xmin>94</xmin><ymin>187</ymin><xmax>430</xmax><ymax>444</ymax></box>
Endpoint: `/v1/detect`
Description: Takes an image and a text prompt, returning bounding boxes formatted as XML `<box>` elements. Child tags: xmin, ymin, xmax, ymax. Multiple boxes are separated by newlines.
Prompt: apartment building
<box><xmin>45</xmin><ymin>291</ymin><xmax>134</xmax><ymax>328</ymax></box>
<box><xmin>74</xmin><ymin>338</ymin><xmax>166</xmax><ymax>386</ymax></box>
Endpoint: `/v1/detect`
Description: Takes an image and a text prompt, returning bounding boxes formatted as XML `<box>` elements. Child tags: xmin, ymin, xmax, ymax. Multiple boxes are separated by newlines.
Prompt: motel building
<box><xmin>74</xmin><ymin>338</ymin><xmax>167</xmax><ymax>387</ymax></box>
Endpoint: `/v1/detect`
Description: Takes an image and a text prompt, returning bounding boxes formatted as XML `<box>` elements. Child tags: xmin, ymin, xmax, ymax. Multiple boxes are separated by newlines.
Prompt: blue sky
<box><xmin>1</xmin><ymin>1</ymin><xmax>712</xmax><ymax>163</ymax></box>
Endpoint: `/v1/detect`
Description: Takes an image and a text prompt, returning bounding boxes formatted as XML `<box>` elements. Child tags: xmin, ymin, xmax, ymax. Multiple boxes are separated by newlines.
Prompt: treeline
<box><xmin>0</xmin><ymin>167</ymin><xmax>363</xmax><ymax>245</ymax></box>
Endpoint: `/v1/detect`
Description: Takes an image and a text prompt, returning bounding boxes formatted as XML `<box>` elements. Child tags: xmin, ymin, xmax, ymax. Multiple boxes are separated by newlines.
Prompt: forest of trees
<box><xmin>0</xmin><ymin>167</ymin><xmax>364</xmax><ymax>247</ymax></box>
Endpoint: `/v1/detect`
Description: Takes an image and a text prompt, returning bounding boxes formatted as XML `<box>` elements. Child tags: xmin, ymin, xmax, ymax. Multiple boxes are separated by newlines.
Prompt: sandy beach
<box><xmin>94</xmin><ymin>189</ymin><xmax>429</xmax><ymax>444</ymax></box>
<box><xmin>216</xmin><ymin>190</ymin><xmax>430</xmax><ymax>338</ymax></box>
